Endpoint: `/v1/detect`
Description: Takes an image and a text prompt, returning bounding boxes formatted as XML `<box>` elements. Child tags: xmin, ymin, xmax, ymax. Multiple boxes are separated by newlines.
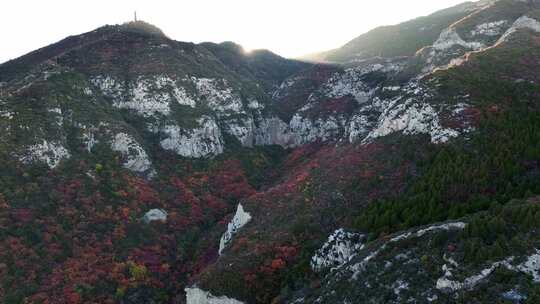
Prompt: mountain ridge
<box><xmin>300</xmin><ymin>0</ymin><xmax>534</xmax><ymax>65</ymax></box>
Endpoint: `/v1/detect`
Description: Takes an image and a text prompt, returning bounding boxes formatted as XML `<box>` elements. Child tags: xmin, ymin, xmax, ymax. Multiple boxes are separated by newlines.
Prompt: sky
<box><xmin>0</xmin><ymin>0</ymin><xmax>471</xmax><ymax>63</ymax></box>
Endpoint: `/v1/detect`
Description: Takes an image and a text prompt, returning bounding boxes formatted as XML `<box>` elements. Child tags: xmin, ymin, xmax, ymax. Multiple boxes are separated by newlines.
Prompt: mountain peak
<box><xmin>119</xmin><ymin>20</ymin><xmax>167</xmax><ymax>38</ymax></box>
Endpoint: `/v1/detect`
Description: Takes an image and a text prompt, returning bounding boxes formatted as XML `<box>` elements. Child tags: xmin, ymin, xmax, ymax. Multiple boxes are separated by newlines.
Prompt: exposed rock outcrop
<box><xmin>185</xmin><ymin>287</ymin><xmax>244</xmax><ymax>304</ymax></box>
<box><xmin>218</xmin><ymin>204</ymin><xmax>252</xmax><ymax>255</ymax></box>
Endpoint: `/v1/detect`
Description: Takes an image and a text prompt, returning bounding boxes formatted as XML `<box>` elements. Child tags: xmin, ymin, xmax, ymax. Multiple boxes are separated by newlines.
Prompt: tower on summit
<box><xmin>134</xmin><ymin>11</ymin><xmax>137</xmax><ymax>22</ymax></box>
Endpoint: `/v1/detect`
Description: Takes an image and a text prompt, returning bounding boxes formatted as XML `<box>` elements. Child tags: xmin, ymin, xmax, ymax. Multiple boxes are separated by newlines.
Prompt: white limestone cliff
<box><xmin>111</xmin><ymin>133</ymin><xmax>153</xmax><ymax>174</ymax></box>
<box><xmin>143</xmin><ymin>209</ymin><xmax>168</xmax><ymax>223</ymax></box>
<box><xmin>498</xmin><ymin>16</ymin><xmax>540</xmax><ymax>42</ymax></box>
<box><xmin>254</xmin><ymin>116</ymin><xmax>293</xmax><ymax>147</ymax></box>
<box><xmin>219</xmin><ymin>204</ymin><xmax>252</xmax><ymax>255</ymax></box>
<box><xmin>192</xmin><ymin>77</ymin><xmax>244</xmax><ymax>113</ymax></box>
<box><xmin>159</xmin><ymin>116</ymin><xmax>224</xmax><ymax>158</ymax></box>
<box><xmin>470</xmin><ymin>20</ymin><xmax>508</xmax><ymax>36</ymax></box>
<box><xmin>20</xmin><ymin>140</ymin><xmax>71</xmax><ymax>169</ymax></box>
<box><xmin>433</xmin><ymin>28</ymin><xmax>485</xmax><ymax>51</ymax></box>
<box><xmin>311</xmin><ymin>229</ymin><xmax>366</xmax><ymax>272</ymax></box>
<box><xmin>185</xmin><ymin>287</ymin><xmax>244</xmax><ymax>304</ymax></box>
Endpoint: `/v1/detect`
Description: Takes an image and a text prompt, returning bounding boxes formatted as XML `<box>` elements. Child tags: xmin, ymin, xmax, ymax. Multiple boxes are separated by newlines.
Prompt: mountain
<box><xmin>302</xmin><ymin>0</ymin><xmax>531</xmax><ymax>65</ymax></box>
<box><xmin>188</xmin><ymin>0</ymin><xmax>540</xmax><ymax>303</ymax></box>
<box><xmin>0</xmin><ymin>0</ymin><xmax>539</xmax><ymax>303</ymax></box>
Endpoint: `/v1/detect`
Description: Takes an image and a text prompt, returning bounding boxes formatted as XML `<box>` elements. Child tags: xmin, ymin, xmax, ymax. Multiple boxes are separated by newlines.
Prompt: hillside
<box><xmin>302</xmin><ymin>0</ymin><xmax>536</xmax><ymax>65</ymax></box>
<box><xmin>0</xmin><ymin>0</ymin><xmax>539</xmax><ymax>303</ymax></box>
<box><xmin>190</xmin><ymin>0</ymin><xmax>540</xmax><ymax>303</ymax></box>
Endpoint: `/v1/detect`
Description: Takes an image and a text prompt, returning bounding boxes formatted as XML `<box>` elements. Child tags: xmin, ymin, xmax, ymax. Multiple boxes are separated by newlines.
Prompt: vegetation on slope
<box><xmin>355</xmin><ymin>30</ymin><xmax>540</xmax><ymax>236</ymax></box>
<box><xmin>311</xmin><ymin>1</ymin><xmax>481</xmax><ymax>63</ymax></box>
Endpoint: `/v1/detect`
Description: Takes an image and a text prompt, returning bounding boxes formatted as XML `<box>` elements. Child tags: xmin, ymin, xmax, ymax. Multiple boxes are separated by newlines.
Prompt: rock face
<box><xmin>363</xmin><ymin>91</ymin><xmax>470</xmax><ymax>144</ymax></box>
<box><xmin>311</xmin><ymin>229</ymin><xmax>366</xmax><ymax>272</ymax></box>
<box><xmin>110</xmin><ymin>133</ymin><xmax>154</xmax><ymax>174</ymax></box>
<box><xmin>218</xmin><ymin>204</ymin><xmax>252</xmax><ymax>255</ymax></box>
<box><xmin>19</xmin><ymin>140</ymin><xmax>70</xmax><ymax>169</ymax></box>
<box><xmin>436</xmin><ymin>249</ymin><xmax>540</xmax><ymax>293</ymax></box>
<box><xmin>470</xmin><ymin>20</ymin><xmax>508</xmax><ymax>37</ymax></box>
<box><xmin>159</xmin><ymin>117</ymin><xmax>224</xmax><ymax>158</ymax></box>
<box><xmin>433</xmin><ymin>28</ymin><xmax>486</xmax><ymax>51</ymax></box>
<box><xmin>92</xmin><ymin>75</ymin><xmax>197</xmax><ymax>117</ymax></box>
<box><xmin>185</xmin><ymin>287</ymin><xmax>244</xmax><ymax>304</ymax></box>
<box><xmin>142</xmin><ymin>209</ymin><xmax>168</xmax><ymax>223</ymax></box>
<box><xmin>499</xmin><ymin>15</ymin><xmax>540</xmax><ymax>42</ymax></box>
<box><xmin>253</xmin><ymin>117</ymin><xmax>292</xmax><ymax>147</ymax></box>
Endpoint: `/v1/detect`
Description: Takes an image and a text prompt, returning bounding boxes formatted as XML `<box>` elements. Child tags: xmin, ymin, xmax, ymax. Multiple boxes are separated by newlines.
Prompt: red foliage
<box><xmin>130</xmin><ymin>246</ymin><xmax>169</xmax><ymax>275</ymax></box>
<box><xmin>209</xmin><ymin>159</ymin><xmax>256</xmax><ymax>201</ymax></box>
<box><xmin>201</xmin><ymin>194</ymin><xmax>227</xmax><ymax>214</ymax></box>
<box><xmin>11</xmin><ymin>208</ymin><xmax>33</xmax><ymax>223</ymax></box>
<box><xmin>191</xmin><ymin>245</ymin><xmax>219</xmax><ymax>275</ymax></box>
<box><xmin>283</xmin><ymin>143</ymin><xmax>322</xmax><ymax>169</ymax></box>
<box><xmin>487</xmin><ymin>104</ymin><xmax>502</xmax><ymax>114</ymax></box>
<box><xmin>275</xmin><ymin>245</ymin><xmax>299</xmax><ymax>261</ymax></box>
<box><xmin>0</xmin><ymin>119</ymin><xmax>412</xmax><ymax>304</ymax></box>
<box><xmin>124</xmin><ymin>174</ymin><xmax>160</xmax><ymax>204</ymax></box>
<box><xmin>270</xmin><ymin>258</ymin><xmax>286</xmax><ymax>270</ymax></box>
<box><xmin>63</xmin><ymin>286</ymin><xmax>82</xmax><ymax>304</ymax></box>
<box><xmin>56</xmin><ymin>180</ymin><xmax>83</xmax><ymax>204</ymax></box>
<box><xmin>168</xmin><ymin>176</ymin><xmax>207</xmax><ymax>224</ymax></box>
<box><xmin>170</xmin><ymin>177</ymin><xmax>199</xmax><ymax>206</ymax></box>
<box><xmin>0</xmin><ymin>194</ymin><xmax>9</xmax><ymax>209</ymax></box>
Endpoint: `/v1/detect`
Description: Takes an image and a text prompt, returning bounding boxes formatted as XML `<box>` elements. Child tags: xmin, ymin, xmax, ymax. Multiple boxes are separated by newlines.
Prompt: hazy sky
<box><xmin>1</xmin><ymin>0</ymin><xmax>471</xmax><ymax>63</ymax></box>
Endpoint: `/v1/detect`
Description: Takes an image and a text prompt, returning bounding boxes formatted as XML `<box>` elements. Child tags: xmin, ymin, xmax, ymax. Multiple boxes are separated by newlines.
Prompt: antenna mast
<box><xmin>134</xmin><ymin>11</ymin><xmax>137</xmax><ymax>22</ymax></box>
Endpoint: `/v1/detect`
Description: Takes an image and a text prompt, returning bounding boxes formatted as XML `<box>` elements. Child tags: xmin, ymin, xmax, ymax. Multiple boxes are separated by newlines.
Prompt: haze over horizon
<box><xmin>1</xmin><ymin>0</ymin><xmax>475</xmax><ymax>63</ymax></box>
